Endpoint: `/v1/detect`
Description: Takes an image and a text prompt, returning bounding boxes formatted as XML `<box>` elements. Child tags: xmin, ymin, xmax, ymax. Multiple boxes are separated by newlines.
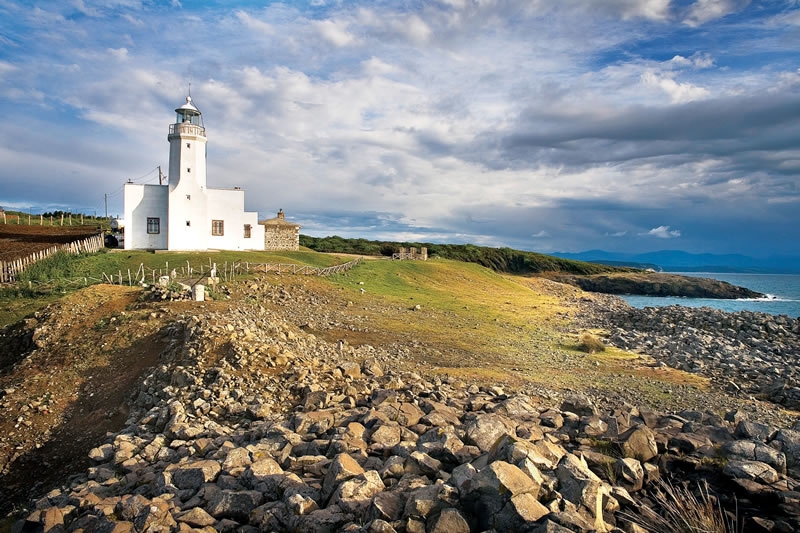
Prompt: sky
<box><xmin>0</xmin><ymin>0</ymin><xmax>799</xmax><ymax>257</ymax></box>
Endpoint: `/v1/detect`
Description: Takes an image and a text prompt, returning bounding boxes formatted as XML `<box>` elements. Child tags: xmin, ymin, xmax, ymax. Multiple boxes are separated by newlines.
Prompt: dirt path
<box><xmin>0</xmin><ymin>286</ymin><xmax>166</xmax><ymax>515</ymax></box>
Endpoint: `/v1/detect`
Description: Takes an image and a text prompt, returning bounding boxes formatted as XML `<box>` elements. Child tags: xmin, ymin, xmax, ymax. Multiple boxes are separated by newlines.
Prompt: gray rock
<box><xmin>429</xmin><ymin>508</ymin><xmax>471</xmax><ymax>533</ymax></box>
<box><xmin>614</xmin><ymin>457</ymin><xmax>644</xmax><ymax>492</ymax></box>
<box><xmin>206</xmin><ymin>489</ymin><xmax>264</xmax><ymax>521</ymax></box>
<box><xmin>332</xmin><ymin>470</ymin><xmax>385</xmax><ymax>514</ymax></box>
<box><xmin>617</xmin><ymin>425</ymin><xmax>658</xmax><ymax>462</ymax></box>
<box><xmin>555</xmin><ymin>453</ymin><xmax>608</xmax><ymax>529</ymax></box>
<box><xmin>368</xmin><ymin>491</ymin><xmax>407</xmax><ymax>522</ymax></box>
<box><xmin>464</xmin><ymin>413</ymin><xmax>517</xmax><ymax>453</ymax></box>
<box><xmin>561</xmin><ymin>395</ymin><xmax>598</xmax><ymax>417</ymax></box>
<box><xmin>175</xmin><ymin>507</ymin><xmax>217</xmax><ymax>527</ymax></box>
<box><xmin>322</xmin><ymin>453</ymin><xmax>365</xmax><ymax>503</ymax></box>
<box><xmin>723</xmin><ymin>460</ymin><xmax>780</xmax><ymax>484</ymax></box>
<box><xmin>170</xmin><ymin>460</ymin><xmax>222</xmax><ymax>490</ymax></box>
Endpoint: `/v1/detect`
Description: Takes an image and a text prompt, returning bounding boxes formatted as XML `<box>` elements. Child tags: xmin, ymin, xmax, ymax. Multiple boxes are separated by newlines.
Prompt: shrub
<box><xmin>622</xmin><ymin>478</ymin><xmax>736</xmax><ymax>533</ymax></box>
<box><xmin>577</xmin><ymin>332</ymin><xmax>606</xmax><ymax>354</ymax></box>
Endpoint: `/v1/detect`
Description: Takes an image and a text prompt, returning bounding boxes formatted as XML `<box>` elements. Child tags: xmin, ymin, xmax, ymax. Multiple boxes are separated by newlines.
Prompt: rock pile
<box><xmin>14</xmin><ymin>304</ymin><xmax>800</xmax><ymax>532</ymax></box>
<box><xmin>142</xmin><ymin>283</ymin><xmax>194</xmax><ymax>302</ymax></box>
<box><xmin>604</xmin><ymin>306</ymin><xmax>800</xmax><ymax>409</ymax></box>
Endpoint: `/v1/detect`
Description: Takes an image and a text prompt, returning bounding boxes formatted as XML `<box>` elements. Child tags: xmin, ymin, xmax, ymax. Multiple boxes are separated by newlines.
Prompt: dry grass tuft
<box><xmin>577</xmin><ymin>331</ymin><xmax>606</xmax><ymax>354</ymax></box>
<box><xmin>623</xmin><ymin>478</ymin><xmax>736</xmax><ymax>533</ymax></box>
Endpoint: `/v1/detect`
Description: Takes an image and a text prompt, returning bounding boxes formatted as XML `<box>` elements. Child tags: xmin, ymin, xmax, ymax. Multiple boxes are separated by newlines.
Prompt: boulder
<box><xmin>464</xmin><ymin>414</ymin><xmax>517</xmax><ymax>453</ymax></box>
<box><xmin>331</xmin><ymin>470</ymin><xmax>385</xmax><ymax>514</ymax></box>
<box><xmin>322</xmin><ymin>453</ymin><xmax>365</xmax><ymax>502</ymax></box>
<box><xmin>617</xmin><ymin>425</ymin><xmax>658</xmax><ymax>462</ymax></box>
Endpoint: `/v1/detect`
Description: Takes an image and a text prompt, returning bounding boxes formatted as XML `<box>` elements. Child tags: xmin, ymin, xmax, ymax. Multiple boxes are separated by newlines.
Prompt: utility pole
<box><xmin>158</xmin><ymin>165</ymin><xmax>163</xmax><ymax>185</ymax></box>
<box><xmin>104</xmin><ymin>194</ymin><xmax>108</xmax><ymax>218</ymax></box>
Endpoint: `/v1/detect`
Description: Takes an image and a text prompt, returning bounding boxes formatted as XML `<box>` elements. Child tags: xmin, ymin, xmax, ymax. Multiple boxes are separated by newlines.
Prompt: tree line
<box><xmin>299</xmin><ymin>235</ymin><xmax>629</xmax><ymax>276</ymax></box>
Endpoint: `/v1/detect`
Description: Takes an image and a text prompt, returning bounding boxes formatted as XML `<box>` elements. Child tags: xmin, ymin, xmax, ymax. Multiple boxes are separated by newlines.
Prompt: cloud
<box><xmin>0</xmin><ymin>0</ymin><xmax>798</xmax><ymax>257</ymax></box>
<box><xmin>667</xmin><ymin>53</ymin><xmax>715</xmax><ymax>69</ymax></box>
<box><xmin>313</xmin><ymin>19</ymin><xmax>358</xmax><ymax>47</ymax></box>
<box><xmin>108</xmin><ymin>47</ymin><xmax>128</xmax><ymax>60</ymax></box>
<box><xmin>684</xmin><ymin>0</ymin><xmax>751</xmax><ymax>27</ymax></box>
<box><xmin>641</xmin><ymin>71</ymin><xmax>710</xmax><ymax>103</ymax></box>
<box><xmin>236</xmin><ymin>11</ymin><xmax>273</xmax><ymax>35</ymax></box>
<box><xmin>645</xmin><ymin>225</ymin><xmax>682</xmax><ymax>238</ymax></box>
<box><xmin>0</xmin><ymin>61</ymin><xmax>18</xmax><ymax>77</ymax></box>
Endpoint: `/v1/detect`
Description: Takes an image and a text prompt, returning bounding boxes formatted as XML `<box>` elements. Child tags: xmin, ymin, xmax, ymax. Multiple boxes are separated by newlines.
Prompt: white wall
<box><xmin>167</xmin><ymin>129</ymin><xmax>209</xmax><ymax>250</ymax></box>
<box><xmin>123</xmin><ymin>183</ymin><xmax>168</xmax><ymax>250</ymax></box>
<box><xmin>206</xmin><ymin>188</ymin><xmax>265</xmax><ymax>250</ymax></box>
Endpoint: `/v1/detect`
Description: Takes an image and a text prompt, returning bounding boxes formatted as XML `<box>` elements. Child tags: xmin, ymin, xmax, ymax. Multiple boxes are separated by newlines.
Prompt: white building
<box><xmin>123</xmin><ymin>96</ymin><xmax>265</xmax><ymax>251</ymax></box>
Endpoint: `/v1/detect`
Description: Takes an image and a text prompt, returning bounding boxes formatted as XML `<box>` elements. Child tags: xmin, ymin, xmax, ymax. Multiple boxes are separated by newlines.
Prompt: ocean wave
<box><xmin>736</xmin><ymin>294</ymin><xmax>799</xmax><ymax>302</ymax></box>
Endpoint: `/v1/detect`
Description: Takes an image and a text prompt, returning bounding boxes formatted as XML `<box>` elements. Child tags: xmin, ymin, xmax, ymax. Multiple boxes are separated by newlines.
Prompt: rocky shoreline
<box><xmin>600</xmin><ymin>304</ymin><xmax>800</xmax><ymax>411</ymax></box>
<box><xmin>551</xmin><ymin>272</ymin><xmax>764</xmax><ymax>299</ymax></box>
<box><xmin>9</xmin><ymin>287</ymin><xmax>800</xmax><ymax>532</ymax></box>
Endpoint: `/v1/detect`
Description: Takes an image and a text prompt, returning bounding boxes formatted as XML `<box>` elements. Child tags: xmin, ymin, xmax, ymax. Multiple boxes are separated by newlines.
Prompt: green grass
<box><xmin>0</xmin><ymin>248</ymin><xmax>352</xmax><ymax>327</ymax></box>
<box><xmin>301</xmin><ymin>235</ymin><xmax>632</xmax><ymax>275</ymax></box>
<box><xmin>322</xmin><ymin>257</ymin><xmax>574</xmax><ymax>371</ymax></box>
<box><xmin>330</xmin><ymin>257</ymin><xmax>566</xmax><ymax>324</ymax></box>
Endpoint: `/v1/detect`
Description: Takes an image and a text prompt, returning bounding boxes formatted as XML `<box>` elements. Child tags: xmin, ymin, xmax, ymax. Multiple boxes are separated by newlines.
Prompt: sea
<box><xmin>620</xmin><ymin>273</ymin><xmax>800</xmax><ymax>318</ymax></box>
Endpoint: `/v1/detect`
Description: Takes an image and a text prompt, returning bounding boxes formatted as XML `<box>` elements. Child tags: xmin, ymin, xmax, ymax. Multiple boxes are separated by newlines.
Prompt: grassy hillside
<box><xmin>262</xmin><ymin>255</ymin><xmax>708</xmax><ymax>403</ymax></box>
<box><xmin>2</xmin><ymin>245</ymin><xmax>740</xmax><ymax>418</ymax></box>
<box><xmin>300</xmin><ymin>235</ymin><xmax>628</xmax><ymax>275</ymax></box>
<box><xmin>0</xmin><ymin>248</ymin><xmax>352</xmax><ymax>326</ymax></box>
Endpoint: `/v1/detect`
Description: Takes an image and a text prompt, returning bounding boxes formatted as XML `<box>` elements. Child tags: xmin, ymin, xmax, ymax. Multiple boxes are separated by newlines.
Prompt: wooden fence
<box><xmin>253</xmin><ymin>258</ymin><xmax>362</xmax><ymax>276</ymax></box>
<box><xmin>0</xmin><ymin>233</ymin><xmax>104</xmax><ymax>283</ymax></box>
<box><xmin>99</xmin><ymin>257</ymin><xmax>364</xmax><ymax>287</ymax></box>
<box><xmin>3</xmin><ymin>251</ymin><xmax>362</xmax><ymax>288</ymax></box>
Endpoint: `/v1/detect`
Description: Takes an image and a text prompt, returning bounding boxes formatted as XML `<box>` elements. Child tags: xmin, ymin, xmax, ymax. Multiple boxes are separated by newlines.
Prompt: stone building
<box><xmin>259</xmin><ymin>210</ymin><xmax>300</xmax><ymax>251</ymax></box>
<box><xmin>393</xmin><ymin>247</ymin><xmax>428</xmax><ymax>260</ymax></box>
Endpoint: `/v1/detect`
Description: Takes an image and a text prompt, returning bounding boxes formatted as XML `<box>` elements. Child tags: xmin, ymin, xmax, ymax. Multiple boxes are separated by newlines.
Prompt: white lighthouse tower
<box><xmin>167</xmin><ymin>96</ymin><xmax>209</xmax><ymax>250</ymax></box>
<box><xmin>122</xmin><ymin>95</ymin><xmax>265</xmax><ymax>251</ymax></box>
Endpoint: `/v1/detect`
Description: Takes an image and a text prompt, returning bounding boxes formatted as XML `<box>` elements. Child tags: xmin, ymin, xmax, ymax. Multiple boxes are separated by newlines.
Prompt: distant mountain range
<box><xmin>552</xmin><ymin>250</ymin><xmax>800</xmax><ymax>274</ymax></box>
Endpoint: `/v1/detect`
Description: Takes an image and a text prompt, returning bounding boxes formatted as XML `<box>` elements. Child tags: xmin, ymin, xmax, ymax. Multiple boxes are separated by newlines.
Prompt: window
<box><xmin>147</xmin><ymin>217</ymin><xmax>160</xmax><ymax>234</ymax></box>
<box><xmin>186</xmin><ymin>221</ymin><xmax>191</xmax><ymax>227</ymax></box>
<box><xmin>212</xmin><ymin>220</ymin><xmax>224</xmax><ymax>236</ymax></box>
<box><xmin>186</xmin><ymin>143</ymin><xmax>191</xmax><ymax>148</ymax></box>
<box><xmin>244</xmin><ymin>224</ymin><xmax>251</xmax><ymax>238</ymax></box>
<box><xmin>187</xmin><ymin>168</ymin><xmax>191</xmax><ymax>173</ymax></box>
<box><xmin>186</xmin><ymin>194</ymin><xmax>191</xmax><ymax>200</ymax></box>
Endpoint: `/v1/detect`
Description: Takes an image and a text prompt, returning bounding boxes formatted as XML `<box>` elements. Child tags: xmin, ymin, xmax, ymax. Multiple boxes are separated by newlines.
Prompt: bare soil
<box><xmin>0</xmin><ymin>224</ymin><xmax>102</xmax><ymax>262</ymax></box>
<box><xmin>0</xmin><ymin>286</ymin><xmax>165</xmax><ymax>514</ymax></box>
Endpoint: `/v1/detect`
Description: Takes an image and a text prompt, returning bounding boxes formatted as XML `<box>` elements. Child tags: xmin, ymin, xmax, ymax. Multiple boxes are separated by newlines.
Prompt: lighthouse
<box><xmin>122</xmin><ymin>95</ymin><xmax>265</xmax><ymax>251</ymax></box>
<box><xmin>167</xmin><ymin>96</ymin><xmax>209</xmax><ymax>250</ymax></box>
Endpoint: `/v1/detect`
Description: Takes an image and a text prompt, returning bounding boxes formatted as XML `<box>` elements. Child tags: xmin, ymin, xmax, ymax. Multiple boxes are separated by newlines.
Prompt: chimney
<box><xmin>278</xmin><ymin>209</ymin><xmax>285</xmax><ymax>219</ymax></box>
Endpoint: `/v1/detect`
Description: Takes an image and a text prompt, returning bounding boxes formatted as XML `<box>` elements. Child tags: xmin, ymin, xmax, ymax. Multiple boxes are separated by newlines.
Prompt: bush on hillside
<box><xmin>577</xmin><ymin>332</ymin><xmax>606</xmax><ymax>354</ymax></box>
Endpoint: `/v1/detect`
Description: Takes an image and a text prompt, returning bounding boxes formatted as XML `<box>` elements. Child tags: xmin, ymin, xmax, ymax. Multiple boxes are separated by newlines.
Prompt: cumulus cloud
<box><xmin>236</xmin><ymin>11</ymin><xmax>273</xmax><ymax>35</ymax></box>
<box><xmin>684</xmin><ymin>0</ymin><xmax>750</xmax><ymax>27</ymax></box>
<box><xmin>645</xmin><ymin>225</ymin><xmax>682</xmax><ymax>238</ymax></box>
<box><xmin>641</xmin><ymin>71</ymin><xmax>710</xmax><ymax>103</ymax></box>
<box><xmin>667</xmin><ymin>53</ymin><xmax>714</xmax><ymax>69</ymax></box>
<box><xmin>313</xmin><ymin>19</ymin><xmax>358</xmax><ymax>47</ymax></box>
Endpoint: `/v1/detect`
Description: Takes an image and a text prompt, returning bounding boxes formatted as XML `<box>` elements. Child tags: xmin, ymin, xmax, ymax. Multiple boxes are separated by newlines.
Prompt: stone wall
<box><xmin>393</xmin><ymin>247</ymin><xmax>428</xmax><ymax>260</ymax></box>
<box><xmin>264</xmin><ymin>225</ymin><xmax>299</xmax><ymax>251</ymax></box>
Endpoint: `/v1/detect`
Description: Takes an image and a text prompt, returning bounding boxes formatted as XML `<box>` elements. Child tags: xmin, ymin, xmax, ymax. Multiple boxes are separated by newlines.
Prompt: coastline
<box><xmin>620</xmin><ymin>271</ymin><xmax>800</xmax><ymax>318</ymax></box>
<box><xmin>2</xmin><ymin>276</ymin><xmax>800</xmax><ymax>531</ymax></box>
